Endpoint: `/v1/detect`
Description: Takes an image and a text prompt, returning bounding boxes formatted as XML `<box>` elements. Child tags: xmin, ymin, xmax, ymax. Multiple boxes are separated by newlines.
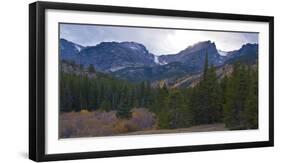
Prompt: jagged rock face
<box><xmin>159</xmin><ymin>41</ymin><xmax>225</xmax><ymax>68</ymax></box>
<box><xmin>60</xmin><ymin>38</ymin><xmax>258</xmax><ymax>82</ymax></box>
<box><xmin>225</xmin><ymin>43</ymin><xmax>258</xmax><ymax>64</ymax></box>
<box><xmin>60</xmin><ymin>39</ymin><xmax>84</xmax><ymax>60</ymax></box>
<box><xmin>60</xmin><ymin>39</ymin><xmax>156</xmax><ymax>72</ymax></box>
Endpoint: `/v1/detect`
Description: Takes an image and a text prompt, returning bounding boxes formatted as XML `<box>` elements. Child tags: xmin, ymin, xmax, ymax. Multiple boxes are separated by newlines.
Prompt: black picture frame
<box><xmin>29</xmin><ymin>1</ymin><xmax>274</xmax><ymax>162</ymax></box>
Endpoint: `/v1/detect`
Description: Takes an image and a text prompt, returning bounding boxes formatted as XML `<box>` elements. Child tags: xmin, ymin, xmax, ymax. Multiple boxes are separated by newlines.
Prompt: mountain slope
<box><xmin>225</xmin><ymin>43</ymin><xmax>258</xmax><ymax>64</ymax></box>
<box><xmin>60</xmin><ymin>39</ymin><xmax>84</xmax><ymax>60</ymax></box>
<box><xmin>60</xmin><ymin>39</ymin><xmax>156</xmax><ymax>72</ymax></box>
<box><xmin>113</xmin><ymin>62</ymin><xmax>187</xmax><ymax>82</ymax></box>
<box><xmin>113</xmin><ymin>41</ymin><xmax>257</xmax><ymax>82</ymax></box>
<box><xmin>60</xmin><ymin>38</ymin><xmax>258</xmax><ymax>82</ymax></box>
<box><xmin>159</xmin><ymin>41</ymin><xmax>226</xmax><ymax>69</ymax></box>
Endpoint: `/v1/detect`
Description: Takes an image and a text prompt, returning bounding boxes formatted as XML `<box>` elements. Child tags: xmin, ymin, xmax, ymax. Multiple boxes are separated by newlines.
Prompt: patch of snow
<box><xmin>129</xmin><ymin>45</ymin><xmax>139</xmax><ymax>50</ymax></box>
<box><xmin>154</xmin><ymin>56</ymin><xmax>167</xmax><ymax>65</ymax></box>
<box><xmin>109</xmin><ymin>66</ymin><xmax>126</xmax><ymax>72</ymax></box>
<box><xmin>154</xmin><ymin>56</ymin><xmax>160</xmax><ymax>64</ymax></box>
<box><xmin>217</xmin><ymin>50</ymin><xmax>228</xmax><ymax>56</ymax></box>
<box><xmin>75</xmin><ymin>45</ymin><xmax>82</xmax><ymax>52</ymax></box>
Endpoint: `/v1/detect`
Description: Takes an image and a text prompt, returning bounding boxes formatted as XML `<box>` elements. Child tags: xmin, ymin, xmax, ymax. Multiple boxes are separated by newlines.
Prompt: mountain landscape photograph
<box><xmin>59</xmin><ymin>23</ymin><xmax>259</xmax><ymax>138</ymax></box>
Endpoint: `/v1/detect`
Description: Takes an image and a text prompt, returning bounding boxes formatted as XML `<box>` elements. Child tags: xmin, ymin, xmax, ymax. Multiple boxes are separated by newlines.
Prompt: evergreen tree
<box><xmin>243</xmin><ymin>68</ymin><xmax>258</xmax><ymax>129</ymax></box>
<box><xmin>116</xmin><ymin>99</ymin><xmax>132</xmax><ymax>119</ymax></box>
<box><xmin>167</xmin><ymin>90</ymin><xmax>191</xmax><ymax>128</ymax></box>
<box><xmin>189</xmin><ymin>54</ymin><xmax>222</xmax><ymax>124</ymax></box>
<box><xmin>88</xmin><ymin>64</ymin><xmax>96</xmax><ymax>73</ymax></box>
<box><xmin>205</xmin><ymin>64</ymin><xmax>222</xmax><ymax>123</ymax></box>
<box><xmin>150</xmin><ymin>86</ymin><xmax>169</xmax><ymax>114</ymax></box>
<box><xmin>157</xmin><ymin>110</ymin><xmax>172</xmax><ymax>129</ymax></box>
<box><xmin>203</xmin><ymin>51</ymin><xmax>209</xmax><ymax>80</ymax></box>
<box><xmin>223</xmin><ymin>63</ymin><xmax>257</xmax><ymax>129</ymax></box>
<box><xmin>100</xmin><ymin>100</ymin><xmax>111</xmax><ymax>112</ymax></box>
<box><xmin>223</xmin><ymin>63</ymin><xmax>241</xmax><ymax>128</ymax></box>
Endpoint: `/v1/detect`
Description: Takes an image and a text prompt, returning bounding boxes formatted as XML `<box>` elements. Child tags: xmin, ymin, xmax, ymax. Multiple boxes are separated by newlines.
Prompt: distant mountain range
<box><xmin>59</xmin><ymin>38</ymin><xmax>258</xmax><ymax>82</ymax></box>
<box><xmin>60</xmin><ymin>39</ymin><xmax>156</xmax><ymax>72</ymax></box>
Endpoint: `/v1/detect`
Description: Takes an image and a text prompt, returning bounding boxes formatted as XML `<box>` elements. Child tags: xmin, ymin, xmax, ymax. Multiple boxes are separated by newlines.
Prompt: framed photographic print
<box><xmin>29</xmin><ymin>1</ymin><xmax>274</xmax><ymax>162</ymax></box>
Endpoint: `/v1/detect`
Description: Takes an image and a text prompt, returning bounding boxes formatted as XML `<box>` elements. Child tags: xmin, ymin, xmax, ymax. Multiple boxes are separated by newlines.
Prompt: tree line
<box><xmin>60</xmin><ymin>55</ymin><xmax>258</xmax><ymax>130</ymax></box>
<box><xmin>60</xmin><ymin>60</ymin><xmax>153</xmax><ymax>119</ymax></box>
<box><xmin>150</xmin><ymin>55</ymin><xmax>258</xmax><ymax>130</ymax></box>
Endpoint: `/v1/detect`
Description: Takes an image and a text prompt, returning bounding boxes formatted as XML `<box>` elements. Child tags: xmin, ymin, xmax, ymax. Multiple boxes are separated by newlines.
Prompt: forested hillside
<box><xmin>59</xmin><ymin>53</ymin><xmax>258</xmax><ymax>138</ymax></box>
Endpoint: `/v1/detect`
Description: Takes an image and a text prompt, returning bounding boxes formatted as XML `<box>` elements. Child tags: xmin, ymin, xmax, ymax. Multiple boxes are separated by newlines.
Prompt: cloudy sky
<box><xmin>60</xmin><ymin>23</ymin><xmax>258</xmax><ymax>55</ymax></box>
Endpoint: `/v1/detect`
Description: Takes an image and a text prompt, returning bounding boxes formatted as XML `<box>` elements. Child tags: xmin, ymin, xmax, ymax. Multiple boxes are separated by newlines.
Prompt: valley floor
<box><xmin>123</xmin><ymin>123</ymin><xmax>227</xmax><ymax>136</ymax></box>
<box><xmin>59</xmin><ymin>109</ymin><xmax>228</xmax><ymax>139</ymax></box>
